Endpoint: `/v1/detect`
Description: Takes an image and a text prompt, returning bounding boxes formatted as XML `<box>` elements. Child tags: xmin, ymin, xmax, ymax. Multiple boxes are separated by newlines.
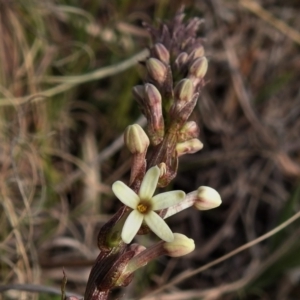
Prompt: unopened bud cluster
<box><xmin>131</xmin><ymin>12</ymin><xmax>209</xmax><ymax>187</ymax></box>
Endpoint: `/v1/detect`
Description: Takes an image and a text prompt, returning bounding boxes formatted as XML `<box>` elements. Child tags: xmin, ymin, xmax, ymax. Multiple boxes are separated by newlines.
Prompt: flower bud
<box><xmin>163</xmin><ymin>233</ymin><xmax>195</xmax><ymax>257</ymax></box>
<box><xmin>158</xmin><ymin>162</ymin><xmax>167</xmax><ymax>178</ymax></box>
<box><xmin>132</xmin><ymin>85</ymin><xmax>145</xmax><ymax>104</ymax></box>
<box><xmin>174</xmin><ymin>52</ymin><xmax>188</xmax><ymax>70</ymax></box>
<box><xmin>188</xmin><ymin>45</ymin><xmax>205</xmax><ymax>61</ymax></box>
<box><xmin>146</xmin><ymin>58</ymin><xmax>167</xmax><ymax>84</ymax></box>
<box><xmin>144</xmin><ymin>84</ymin><xmax>164</xmax><ymax>145</ymax></box>
<box><xmin>169</xmin><ymin>92</ymin><xmax>199</xmax><ymax>128</ymax></box>
<box><xmin>189</xmin><ymin>56</ymin><xmax>208</xmax><ymax>79</ymax></box>
<box><xmin>176</xmin><ymin>138</ymin><xmax>203</xmax><ymax>156</ymax></box>
<box><xmin>170</xmin><ymin>79</ymin><xmax>195</xmax><ymax>122</ymax></box>
<box><xmin>144</xmin><ymin>83</ymin><xmax>162</xmax><ymax>106</ymax></box>
<box><xmin>174</xmin><ymin>79</ymin><xmax>194</xmax><ymax>104</ymax></box>
<box><xmin>195</xmin><ymin>186</ymin><xmax>222</xmax><ymax>210</ymax></box>
<box><xmin>153</xmin><ymin>43</ymin><xmax>170</xmax><ymax>64</ymax></box>
<box><xmin>124</xmin><ymin>124</ymin><xmax>149</xmax><ymax>154</ymax></box>
<box><xmin>178</xmin><ymin>121</ymin><xmax>200</xmax><ymax>142</ymax></box>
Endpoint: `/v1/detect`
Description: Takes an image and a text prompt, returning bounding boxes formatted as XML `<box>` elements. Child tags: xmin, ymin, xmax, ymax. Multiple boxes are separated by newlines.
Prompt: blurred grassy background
<box><xmin>1</xmin><ymin>0</ymin><xmax>300</xmax><ymax>299</ymax></box>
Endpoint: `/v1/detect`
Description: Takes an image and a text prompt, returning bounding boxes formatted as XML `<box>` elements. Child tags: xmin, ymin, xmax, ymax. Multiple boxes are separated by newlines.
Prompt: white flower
<box><xmin>112</xmin><ymin>166</ymin><xmax>185</xmax><ymax>244</ymax></box>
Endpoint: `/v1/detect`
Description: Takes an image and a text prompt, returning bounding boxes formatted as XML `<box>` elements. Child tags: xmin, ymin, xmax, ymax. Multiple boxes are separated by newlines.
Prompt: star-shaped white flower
<box><xmin>112</xmin><ymin>166</ymin><xmax>186</xmax><ymax>244</ymax></box>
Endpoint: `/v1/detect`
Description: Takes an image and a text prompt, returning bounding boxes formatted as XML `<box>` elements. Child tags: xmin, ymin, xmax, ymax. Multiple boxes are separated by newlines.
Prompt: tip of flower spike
<box><xmin>163</xmin><ymin>233</ymin><xmax>195</xmax><ymax>257</ymax></box>
<box><xmin>194</xmin><ymin>186</ymin><xmax>222</xmax><ymax>210</ymax></box>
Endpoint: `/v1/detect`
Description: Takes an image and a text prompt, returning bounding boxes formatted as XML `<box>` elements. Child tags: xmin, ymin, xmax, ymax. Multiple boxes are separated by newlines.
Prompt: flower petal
<box><xmin>121</xmin><ymin>210</ymin><xmax>143</xmax><ymax>244</ymax></box>
<box><xmin>139</xmin><ymin>166</ymin><xmax>160</xmax><ymax>199</ymax></box>
<box><xmin>112</xmin><ymin>181</ymin><xmax>140</xmax><ymax>209</ymax></box>
<box><xmin>152</xmin><ymin>190</ymin><xmax>186</xmax><ymax>210</ymax></box>
<box><xmin>144</xmin><ymin>211</ymin><xmax>174</xmax><ymax>242</ymax></box>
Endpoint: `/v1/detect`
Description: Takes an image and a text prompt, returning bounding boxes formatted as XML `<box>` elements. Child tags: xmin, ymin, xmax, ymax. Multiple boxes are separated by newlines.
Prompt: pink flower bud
<box><xmin>144</xmin><ymin>84</ymin><xmax>164</xmax><ymax>145</ymax></box>
<box><xmin>146</xmin><ymin>58</ymin><xmax>167</xmax><ymax>84</ymax></box>
<box><xmin>176</xmin><ymin>138</ymin><xmax>203</xmax><ymax>156</ymax></box>
<box><xmin>178</xmin><ymin>121</ymin><xmax>200</xmax><ymax>142</ymax></box>
<box><xmin>163</xmin><ymin>233</ymin><xmax>195</xmax><ymax>257</ymax></box>
<box><xmin>174</xmin><ymin>52</ymin><xmax>188</xmax><ymax>70</ymax></box>
<box><xmin>124</xmin><ymin>124</ymin><xmax>149</xmax><ymax>154</ymax></box>
<box><xmin>195</xmin><ymin>186</ymin><xmax>222</xmax><ymax>210</ymax></box>
<box><xmin>144</xmin><ymin>83</ymin><xmax>162</xmax><ymax>106</ymax></box>
<box><xmin>153</xmin><ymin>43</ymin><xmax>170</xmax><ymax>64</ymax></box>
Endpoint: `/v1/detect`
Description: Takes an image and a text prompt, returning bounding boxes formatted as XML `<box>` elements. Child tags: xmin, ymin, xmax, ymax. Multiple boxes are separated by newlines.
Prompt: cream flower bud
<box><xmin>195</xmin><ymin>186</ymin><xmax>222</xmax><ymax>210</ymax></box>
<box><xmin>163</xmin><ymin>233</ymin><xmax>195</xmax><ymax>257</ymax></box>
<box><xmin>170</xmin><ymin>79</ymin><xmax>195</xmax><ymax>122</ymax></box>
<box><xmin>124</xmin><ymin>124</ymin><xmax>149</xmax><ymax>154</ymax></box>
<box><xmin>146</xmin><ymin>58</ymin><xmax>167</xmax><ymax>84</ymax></box>
<box><xmin>174</xmin><ymin>52</ymin><xmax>188</xmax><ymax>70</ymax></box>
<box><xmin>153</xmin><ymin>43</ymin><xmax>170</xmax><ymax>64</ymax></box>
<box><xmin>178</xmin><ymin>121</ymin><xmax>200</xmax><ymax>142</ymax></box>
<box><xmin>174</xmin><ymin>79</ymin><xmax>194</xmax><ymax>104</ymax></box>
<box><xmin>189</xmin><ymin>56</ymin><xmax>208</xmax><ymax>78</ymax></box>
<box><xmin>176</xmin><ymin>138</ymin><xmax>203</xmax><ymax>156</ymax></box>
